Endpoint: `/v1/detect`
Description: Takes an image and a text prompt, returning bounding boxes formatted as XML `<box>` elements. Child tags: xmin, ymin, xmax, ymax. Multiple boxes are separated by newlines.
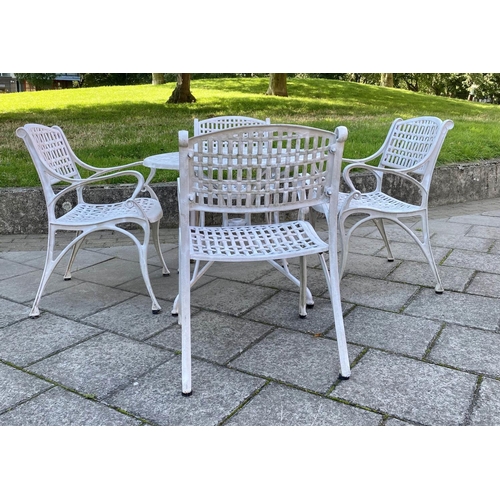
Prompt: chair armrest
<box><xmin>342</xmin><ymin>163</ymin><xmax>429</xmax><ymax>199</ymax></box>
<box><xmin>49</xmin><ymin>170</ymin><xmax>147</xmax><ymax>208</ymax></box>
<box><xmin>78</xmin><ymin>159</ymin><xmax>144</xmax><ymax>176</ymax></box>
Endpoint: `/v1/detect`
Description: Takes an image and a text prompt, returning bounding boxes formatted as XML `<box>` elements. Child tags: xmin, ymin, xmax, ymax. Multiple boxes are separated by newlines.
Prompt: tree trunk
<box><xmin>380</xmin><ymin>73</ymin><xmax>394</xmax><ymax>87</ymax></box>
<box><xmin>266</xmin><ymin>73</ymin><xmax>288</xmax><ymax>96</ymax></box>
<box><xmin>167</xmin><ymin>73</ymin><xmax>196</xmax><ymax>103</ymax></box>
<box><xmin>152</xmin><ymin>73</ymin><xmax>165</xmax><ymax>85</ymax></box>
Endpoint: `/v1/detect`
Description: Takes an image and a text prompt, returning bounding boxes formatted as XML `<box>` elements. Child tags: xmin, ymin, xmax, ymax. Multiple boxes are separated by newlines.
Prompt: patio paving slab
<box><xmin>467</xmin><ymin>225</ymin><xmax>500</xmax><ymax>240</ymax></box>
<box><xmin>337</xmin><ymin>306</ymin><xmax>441</xmax><ymax>358</ymax></box>
<box><xmin>448</xmin><ymin>214</ymin><xmax>500</xmax><ymax>228</ymax></box>
<box><xmin>443</xmin><ymin>249</ymin><xmax>500</xmax><ymax>274</ymax></box>
<box><xmin>226</xmin><ymin>382</ymin><xmax>382</xmax><ymax>426</ymax></box>
<box><xmin>116</xmin><ymin>265</ymin><xmax>214</xmax><ymax>302</ymax></box>
<box><xmin>0</xmin><ymin>269</ymin><xmax>81</xmax><ymax>303</ymax></box>
<box><xmin>35</xmin><ymin>282</ymin><xmax>135</xmax><ymax>320</ymax></box>
<box><xmin>466</xmin><ymin>272</ymin><xmax>500</xmax><ymax>298</ymax></box>
<box><xmin>0</xmin><ymin>313</ymin><xmax>102</xmax><ymax>367</ymax></box>
<box><xmin>10</xmin><ymin>249</ymin><xmax>115</xmax><ymax>274</ymax></box>
<box><xmin>430</xmin><ymin>232</ymin><xmax>493</xmax><ymax>252</ymax></box>
<box><xmin>243</xmin><ymin>290</ymin><xmax>353</xmax><ymax>334</ymax></box>
<box><xmin>229</xmin><ymin>329</ymin><xmax>364</xmax><ymax>394</ymax></box>
<box><xmin>427</xmin><ymin>324</ymin><xmax>500</xmax><ymax>377</ymax></box>
<box><xmin>28</xmin><ymin>332</ymin><xmax>173</xmax><ymax>399</ymax></box>
<box><xmin>386</xmin><ymin>260</ymin><xmax>474</xmax><ymax>292</ymax></box>
<box><xmin>65</xmin><ymin>257</ymin><xmax>159</xmax><ymax>287</ymax></box>
<box><xmin>342</xmin><ymin>254</ymin><xmax>401</xmax><ymax>280</ymax></box>
<box><xmin>0</xmin><ymin>386</ymin><xmax>139</xmax><ymax>426</ymax></box>
<box><xmin>0</xmin><ymin>363</ymin><xmax>52</xmax><ymax>413</ymax></box>
<box><xmin>0</xmin><ymin>297</ymin><xmax>32</xmax><ymax>328</ymax></box>
<box><xmin>469</xmin><ymin>378</ymin><xmax>500</xmax><ymax>426</ymax></box>
<box><xmin>107</xmin><ymin>357</ymin><xmax>266</xmax><ymax>426</ymax></box>
<box><xmin>190</xmin><ymin>278</ymin><xmax>278</xmax><ymax>316</ymax></box>
<box><xmin>374</xmin><ymin>242</ymin><xmax>450</xmax><ymax>264</ymax></box>
<box><xmin>252</xmin><ymin>263</ymin><xmax>330</xmax><ymax>297</ymax></box>
<box><xmin>0</xmin><ymin>257</ymin><xmax>40</xmax><ymax>280</ymax></box>
<box><xmin>404</xmin><ymin>288</ymin><xmax>500</xmax><ymax>331</ymax></box>
<box><xmin>333</xmin><ymin>350</ymin><xmax>477</xmax><ymax>425</ymax></box>
<box><xmin>147</xmin><ymin>309</ymin><xmax>273</xmax><ymax>364</ymax></box>
<box><xmin>83</xmin><ymin>295</ymin><xmax>177</xmax><ymax>340</ymax></box>
<box><xmin>339</xmin><ymin>275</ymin><xmax>418</xmax><ymax>312</ymax></box>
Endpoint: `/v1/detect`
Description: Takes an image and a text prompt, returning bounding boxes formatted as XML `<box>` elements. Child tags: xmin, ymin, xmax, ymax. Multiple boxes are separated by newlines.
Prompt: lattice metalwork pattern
<box><xmin>24</xmin><ymin>124</ymin><xmax>79</xmax><ymax>181</ymax></box>
<box><xmin>381</xmin><ymin>117</ymin><xmax>440</xmax><ymax>172</ymax></box>
<box><xmin>189</xmin><ymin>220</ymin><xmax>329</xmax><ymax>261</ymax></box>
<box><xmin>188</xmin><ymin>125</ymin><xmax>335</xmax><ymax>214</ymax></box>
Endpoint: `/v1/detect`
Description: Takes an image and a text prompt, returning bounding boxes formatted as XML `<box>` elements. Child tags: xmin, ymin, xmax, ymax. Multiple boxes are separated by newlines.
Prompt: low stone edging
<box><xmin>1</xmin><ymin>159</ymin><xmax>500</xmax><ymax>234</ymax></box>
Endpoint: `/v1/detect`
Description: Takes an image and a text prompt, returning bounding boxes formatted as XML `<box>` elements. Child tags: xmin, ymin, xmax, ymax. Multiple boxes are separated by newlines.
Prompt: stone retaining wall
<box><xmin>1</xmin><ymin>160</ymin><xmax>500</xmax><ymax>234</ymax></box>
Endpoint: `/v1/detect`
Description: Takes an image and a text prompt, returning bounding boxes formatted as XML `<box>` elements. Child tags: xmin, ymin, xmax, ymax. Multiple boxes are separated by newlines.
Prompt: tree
<box><xmin>167</xmin><ymin>73</ymin><xmax>196</xmax><ymax>103</ymax></box>
<box><xmin>152</xmin><ymin>73</ymin><xmax>165</xmax><ymax>85</ymax></box>
<box><xmin>14</xmin><ymin>73</ymin><xmax>56</xmax><ymax>90</ymax></box>
<box><xmin>266</xmin><ymin>73</ymin><xmax>288</xmax><ymax>96</ymax></box>
<box><xmin>380</xmin><ymin>73</ymin><xmax>394</xmax><ymax>87</ymax></box>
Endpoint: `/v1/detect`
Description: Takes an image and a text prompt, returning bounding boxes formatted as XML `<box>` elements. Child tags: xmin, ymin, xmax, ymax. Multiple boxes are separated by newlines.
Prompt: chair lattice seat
<box><xmin>189</xmin><ymin>221</ymin><xmax>329</xmax><ymax>261</ymax></box>
<box><xmin>338</xmin><ymin>191</ymin><xmax>419</xmax><ymax>213</ymax></box>
<box><xmin>59</xmin><ymin>198</ymin><xmax>163</xmax><ymax>225</ymax></box>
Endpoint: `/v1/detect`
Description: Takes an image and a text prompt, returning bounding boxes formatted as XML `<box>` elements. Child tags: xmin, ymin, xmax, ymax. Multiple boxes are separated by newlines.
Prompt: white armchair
<box><xmin>312</xmin><ymin>116</ymin><xmax>454</xmax><ymax>293</ymax></box>
<box><xmin>16</xmin><ymin>123</ymin><xmax>170</xmax><ymax>317</ymax></box>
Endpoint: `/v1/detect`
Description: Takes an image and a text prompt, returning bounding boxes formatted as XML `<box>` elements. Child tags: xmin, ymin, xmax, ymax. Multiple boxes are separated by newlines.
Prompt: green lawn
<box><xmin>1</xmin><ymin>77</ymin><xmax>500</xmax><ymax>188</ymax></box>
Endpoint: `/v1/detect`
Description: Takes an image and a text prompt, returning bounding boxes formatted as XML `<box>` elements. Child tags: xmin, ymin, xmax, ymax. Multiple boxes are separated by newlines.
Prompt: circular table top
<box><xmin>143</xmin><ymin>152</ymin><xmax>180</xmax><ymax>170</ymax></box>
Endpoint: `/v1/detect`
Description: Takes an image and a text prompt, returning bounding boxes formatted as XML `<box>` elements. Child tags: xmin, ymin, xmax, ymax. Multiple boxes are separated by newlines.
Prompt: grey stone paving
<box><xmin>2</xmin><ymin>198</ymin><xmax>500</xmax><ymax>426</ymax></box>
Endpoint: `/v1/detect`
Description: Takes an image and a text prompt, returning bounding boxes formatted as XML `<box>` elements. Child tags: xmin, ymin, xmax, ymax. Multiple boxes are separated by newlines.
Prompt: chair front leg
<box><xmin>63</xmin><ymin>231</ymin><xmax>85</xmax><ymax>280</ymax></box>
<box><xmin>299</xmin><ymin>255</ymin><xmax>307</xmax><ymax>318</ymax></box>
<box><xmin>151</xmin><ymin>220</ymin><xmax>170</xmax><ymax>276</ymax></box>
<box><xmin>373</xmin><ymin>219</ymin><xmax>394</xmax><ymax>262</ymax></box>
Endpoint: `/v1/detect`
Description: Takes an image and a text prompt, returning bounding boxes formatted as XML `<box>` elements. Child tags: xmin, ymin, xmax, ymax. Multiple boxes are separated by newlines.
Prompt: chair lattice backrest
<box><xmin>194</xmin><ymin>116</ymin><xmax>270</xmax><ymax>136</ymax></box>
<box><xmin>377</xmin><ymin>117</ymin><xmax>453</xmax><ymax>187</ymax></box>
<box><xmin>180</xmin><ymin>124</ymin><xmax>342</xmax><ymax>216</ymax></box>
<box><xmin>20</xmin><ymin>124</ymin><xmax>80</xmax><ymax>183</ymax></box>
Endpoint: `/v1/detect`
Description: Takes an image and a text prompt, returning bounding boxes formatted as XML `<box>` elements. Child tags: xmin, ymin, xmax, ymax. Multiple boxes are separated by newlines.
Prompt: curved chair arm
<box><xmin>342</xmin><ymin>163</ymin><xmax>429</xmax><ymax>202</ymax></box>
<box><xmin>343</xmin><ymin>147</ymin><xmax>385</xmax><ymax>165</ymax></box>
<box><xmin>48</xmin><ymin>170</ymin><xmax>147</xmax><ymax>209</ymax></box>
<box><xmin>77</xmin><ymin>159</ymin><xmax>144</xmax><ymax>175</ymax></box>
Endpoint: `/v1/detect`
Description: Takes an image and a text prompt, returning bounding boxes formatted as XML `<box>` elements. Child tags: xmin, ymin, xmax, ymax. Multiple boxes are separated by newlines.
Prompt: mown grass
<box><xmin>1</xmin><ymin>77</ymin><xmax>500</xmax><ymax>188</ymax></box>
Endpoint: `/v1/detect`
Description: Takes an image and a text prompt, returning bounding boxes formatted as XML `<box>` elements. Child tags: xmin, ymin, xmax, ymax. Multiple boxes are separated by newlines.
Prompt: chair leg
<box><xmin>299</xmin><ymin>256</ymin><xmax>307</xmax><ymax>318</ymax></box>
<box><xmin>171</xmin><ymin>260</ymin><xmax>214</xmax><ymax>316</ymax></box>
<box><xmin>63</xmin><ymin>231</ymin><xmax>85</xmax><ymax>280</ymax></box>
<box><xmin>419</xmin><ymin>214</ymin><xmax>444</xmax><ymax>294</ymax></box>
<box><xmin>267</xmin><ymin>259</ymin><xmax>315</xmax><ymax>306</ymax></box>
<box><xmin>30</xmin><ymin>227</ymin><xmax>58</xmax><ymax>318</ymax></box>
<box><xmin>338</xmin><ymin>212</ymin><xmax>351</xmax><ymax>280</ymax></box>
<box><xmin>179</xmin><ymin>224</ymin><xmax>192</xmax><ymax>396</ymax></box>
<box><xmin>318</xmin><ymin>252</ymin><xmax>351</xmax><ymax>379</ymax></box>
<box><xmin>119</xmin><ymin>224</ymin><xmax>161</xmax><ymax>314</ymax></box>
<box><xmin>373</xmin><ymin>219</ymin><xmax>394</xmax><ymax>262</ymax></box>
<box><xmin>151</xmin><ymin>221</ymin><xmax>170</xmax><ymax>276</ymax></box>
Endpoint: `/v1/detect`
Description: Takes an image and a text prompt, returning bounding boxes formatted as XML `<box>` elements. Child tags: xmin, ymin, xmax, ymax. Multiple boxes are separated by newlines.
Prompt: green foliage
<box><xmin>1</xmin><ymin>77</ymin><xmax>500</xmax><ymax>189</ymax></box>
<box><xmin>14</xmin><ymin>73</ymin><xmax>57</xmax><ymax>90</ymax></box>
<box><xmin>81</xmin><ymin>73</ymin><xmax>152</xmax><ymax>87</ymax></box>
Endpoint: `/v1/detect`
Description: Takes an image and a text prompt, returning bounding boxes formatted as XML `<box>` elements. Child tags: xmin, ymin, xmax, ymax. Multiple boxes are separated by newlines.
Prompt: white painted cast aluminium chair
<box><xmin>170</xmin><ymin>115</ymin><xmax>315</xmax><ymax>314</ymax></box>
<box><xmin>16</xmin><ymin>124</ymin><xmax>170</xmax><ymax>317</ymax></box>
<box><xmin>312</xmin><ymin>116</ymin><xmax>454</xmax><ymax>293</ymax></box>
<box><xmin>177</xmin><ymin>124</ymin><xmax>351</xmax><ymax>395</ymax></box>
